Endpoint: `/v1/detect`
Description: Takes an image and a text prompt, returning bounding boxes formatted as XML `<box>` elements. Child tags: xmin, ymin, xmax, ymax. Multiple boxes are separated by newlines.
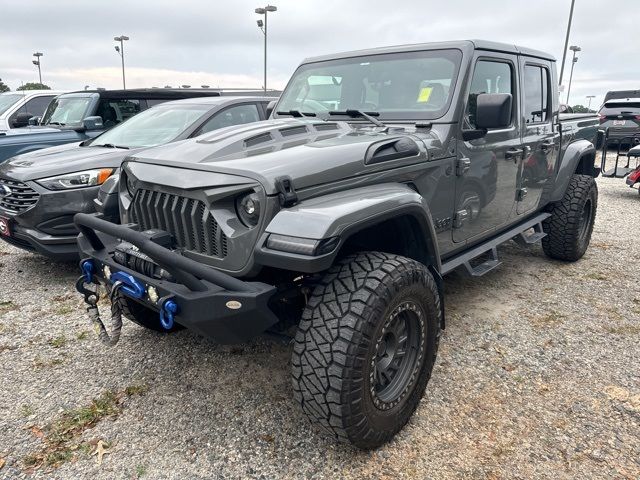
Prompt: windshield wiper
<box><xmin>95</xmin><ymin>143</ymin><xmax>129</xmax><ymax>149</ymax></box>
<box><xmin>276</xmin><ymin>110</ymin><xmax>317</xmax><ymax>118</ymax></box>
<box><xmin>327</xmin><ymin>109</ymin><xmax>385</xmax><ymax>128</ymax></box>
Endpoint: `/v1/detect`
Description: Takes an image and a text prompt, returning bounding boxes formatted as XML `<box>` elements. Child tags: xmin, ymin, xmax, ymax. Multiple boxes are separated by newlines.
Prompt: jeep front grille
<box><xmin>130</xmin><ymin>189</ymin><xmax>228</xmax><ymax>258</ymax></box>
<box><xmin>0</xmin><ymin>178</ymin><xmax>40</xmax><ymax>213</ymax></box>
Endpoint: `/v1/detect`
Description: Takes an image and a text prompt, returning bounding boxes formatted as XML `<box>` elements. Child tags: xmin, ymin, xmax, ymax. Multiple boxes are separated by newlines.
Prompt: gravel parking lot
<box><xmin>1</xmin><ymin>157</ymin><xmax>638</xmax><ymax>479</ymax></box>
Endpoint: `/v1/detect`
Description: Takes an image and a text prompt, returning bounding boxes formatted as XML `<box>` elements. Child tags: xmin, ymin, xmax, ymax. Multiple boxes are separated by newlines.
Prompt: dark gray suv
<box><xmin>599</xmin><ymin>98</ymin><xmax>640</xmax><ymax>147</ymax></box>
<box><xmin>0</xmin><ymin>96</ymin><xmax>274</xmax><ymax>260</ymax></box>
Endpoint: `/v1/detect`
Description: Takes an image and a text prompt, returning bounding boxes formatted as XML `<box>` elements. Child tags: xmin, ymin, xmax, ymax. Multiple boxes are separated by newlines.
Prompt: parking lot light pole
<box><xmin>559</xmin><ymin>0</ymin><xmax>576</xmax><ymax>86</ymax></box>
<box><xmin>113</xmin><ymin>35</ymin><xmax>129</xmax><ymax>89</ymax></box>
<box><xmin>566</xmin><ymin>45</ymin><xmax>581</xmax><ymax>106</ymax></box>
<box><xmin>255</xmin><ymin>5</ymin><xmax>277</xmax><ymax>93</ymax></box>
<box><xmin>586</xmin><ymin>95</ymin><xmax>596</xmax><ymax>111</ymax></box>
<box><xmin>32</xmin><ymin>52</ymin><xmax>43</xmax><ymax>84</ymax></box>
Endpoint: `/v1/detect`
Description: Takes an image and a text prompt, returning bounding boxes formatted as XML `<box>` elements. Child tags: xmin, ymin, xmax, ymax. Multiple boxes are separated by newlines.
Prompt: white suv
<box><xmin>0</xmin><ymin>90</ymin><xmax>67</xmax><ymax>134</ymax></box>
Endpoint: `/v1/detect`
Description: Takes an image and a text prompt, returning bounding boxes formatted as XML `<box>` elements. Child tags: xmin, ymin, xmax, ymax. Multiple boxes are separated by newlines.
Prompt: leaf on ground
<box><xmin>0</xmin><ymin>458</ymin><xmax>5</xmax><ymax>469</ymax></box>
<box><xmin>91</xmin><ymin>440</ymin><xmax>110</xmax><ymax>464</ymax></box>
<box><xmin>29</xmin><ymin>426</ymin><xmax>45</xmax><ymax>439</ymax></box>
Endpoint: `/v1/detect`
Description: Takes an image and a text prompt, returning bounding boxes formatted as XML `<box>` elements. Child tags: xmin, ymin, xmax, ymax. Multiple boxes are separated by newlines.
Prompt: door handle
<box><xmin>540</xmin><ymin>141</ymin><xmax>555</xmax><ymax>152</ymax></box>
<box><xmin>505</xmin><ymin>148</ymin><xmax>523</xmax><ymax>159</ymax></box>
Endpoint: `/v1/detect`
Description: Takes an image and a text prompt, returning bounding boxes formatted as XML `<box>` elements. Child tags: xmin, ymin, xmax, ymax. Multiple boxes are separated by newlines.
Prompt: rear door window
<box><xmin>523</xmin><ymin>65</ymin><xmax>551</xmax><ymax>124</ymax></box>
<box><xmin>195</xmin><ymin>104</ymin><xmax>261</xmax><ymax>135</ymax></box>
<box><xmin>96</xmin><ymin>99</ymin><xmax>142</xmax><ymax>127</ymax></box>
<box><xmin>599</xmin><ymin>102</ymin><xmax>640</xmax><ymax>116</ymax></box>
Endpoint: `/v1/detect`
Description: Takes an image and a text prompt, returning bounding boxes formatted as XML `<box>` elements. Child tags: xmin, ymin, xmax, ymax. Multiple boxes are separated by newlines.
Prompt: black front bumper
<box><xmin>75</xmin><ymin>213</ymin><xmax>279</xmax><ymax>344</ymax></box>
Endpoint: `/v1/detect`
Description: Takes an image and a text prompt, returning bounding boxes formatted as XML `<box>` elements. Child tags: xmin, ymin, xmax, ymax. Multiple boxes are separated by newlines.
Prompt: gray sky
<box><xmin>1</xmin><ymin>0</ymin><xmax>637</xmax><ymax>109</ymax></box>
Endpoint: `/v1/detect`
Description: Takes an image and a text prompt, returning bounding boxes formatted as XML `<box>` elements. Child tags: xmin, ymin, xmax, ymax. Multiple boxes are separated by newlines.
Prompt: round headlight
<box><xmin>236</xmin><ymin>192</ymin><xmax>261</xmax><ymax>227</ymax></box>
<box><xmin>125</xmin><ymin>173</ymin><xmax>136</xmax><ymax>196</ymax></box>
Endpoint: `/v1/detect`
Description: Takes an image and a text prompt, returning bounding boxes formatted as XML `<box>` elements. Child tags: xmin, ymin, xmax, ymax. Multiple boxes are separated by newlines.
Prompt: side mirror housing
<box><xmin>475</xmin><ymin>93</ymin><xmax>512</xmax><ymax>129</ymax></box>
<box><xmin>12</xmin><ymin>112</ymin><xmax>33</xmax><ymax>128</ymax></box>
<box><xmin>80</xmin><ymin>116</ymin><xmax>104</xmax><ymax>132</ymax></box>
<box><xmin>93</xmin><ymin>173</ymin><xmax>120</xmax><ymax>221</ymax></box>
<box><xmin>266</xmin><ymin>100</ymin><xmax>277</xmax><ymax>118</ymax></box>
<box><xmin>28</xmin><ymin>116</ymin><xmax>41</xmax><ymax>126</ymax></box>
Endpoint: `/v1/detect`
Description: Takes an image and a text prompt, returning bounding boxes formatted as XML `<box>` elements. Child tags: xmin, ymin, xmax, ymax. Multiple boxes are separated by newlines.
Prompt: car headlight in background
<box><xmin>236</xmin><ymin>192</ymin><xmax>261</xmax><ymax>227</ymax></box>
<box><xmin>36</xmin><ymin>168</ymin><xmax>114</xmax><ymax>190</ymax></box>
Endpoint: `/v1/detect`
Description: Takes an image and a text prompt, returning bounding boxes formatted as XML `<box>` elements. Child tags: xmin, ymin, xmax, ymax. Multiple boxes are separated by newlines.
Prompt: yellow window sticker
<box><xmin>417</xmin><ymin>87</ymin><xmax>433</xmax><ymax>103</ymax></box>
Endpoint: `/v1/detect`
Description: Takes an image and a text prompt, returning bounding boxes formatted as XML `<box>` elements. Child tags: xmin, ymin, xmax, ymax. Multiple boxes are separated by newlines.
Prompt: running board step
<box><xmin>463</xmin><ymin>247</ymin><xmax>501</xmax><ymax>277</ymax></box>
<box><xmin>441</xmin><ymin>212</ymin><xmax>551</xmax><ymax>276</ymax></box>
<box><xmin>514</xmin><ymin>221</ymin><xmax>546</xmax><ymax>246</ymax></box>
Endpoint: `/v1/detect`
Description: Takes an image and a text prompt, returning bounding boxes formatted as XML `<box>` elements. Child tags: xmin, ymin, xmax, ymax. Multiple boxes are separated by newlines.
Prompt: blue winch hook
<box><xmin>159</xmin><ymin>298</ymin><xmax>179</xmax><ymax>330</ymax></box>
<box><xmin>81</xmin><ymin>260</ymin><xmax>94</xmax><ymax>284</ymax></box>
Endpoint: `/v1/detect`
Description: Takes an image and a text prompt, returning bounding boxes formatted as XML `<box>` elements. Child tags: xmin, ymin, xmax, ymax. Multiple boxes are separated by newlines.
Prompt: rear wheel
<box><xmin>116</xmin><ymin>294</ymin><xmax>182</xmax><ymax>333</ymax></box>
<box><xmin>542</xmin><ymin>174</ymin><xmax>598</xmax><ymax>261</ymax></box>
<box><xmin>291</xmin><ymin>252</ymin><xmax>441</xmax><ymax>449</ymax></box>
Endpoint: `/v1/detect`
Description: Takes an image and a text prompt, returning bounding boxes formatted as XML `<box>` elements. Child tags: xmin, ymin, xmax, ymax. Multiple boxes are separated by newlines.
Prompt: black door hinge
<box><xmin>456</xmin><ymin>157</ymin><xmax>471</xmax><ymax>176</ymax></box>
<box><xmin>275</xmin><ymin>176</ymin><xmax>298</xmax><ymax>207</ymax></box>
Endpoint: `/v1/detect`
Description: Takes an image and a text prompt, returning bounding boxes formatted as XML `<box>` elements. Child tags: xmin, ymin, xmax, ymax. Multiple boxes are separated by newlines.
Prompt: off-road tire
<box><xmin>116</xmin><ymin>294</ymin><xmax>182</xmax><ymax>333</ymax></box>
<box><xmin>542</xmin><ymin>174</ymin><xmax>597</xmax><ymax>262</ymax></box>
<box><xmin>291</xmin><ymin>252</ymin><xmax>441</xmax><ymax>449</ymax></box>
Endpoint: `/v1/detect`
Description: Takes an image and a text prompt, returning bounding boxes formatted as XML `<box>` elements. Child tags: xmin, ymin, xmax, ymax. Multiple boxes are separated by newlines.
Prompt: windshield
<box><xmin>89</xmin><ymin>104</ymin><xmax>211</xmax><ymax>148</ymax></box>
<box><xmin>0</xmin><ymin>94</ymin><xmax>22</xmax><ymax>116</ymax></box>
<box><xmin>41</xmin><ymin>96</ymin><xmax>92</xmax><ymax>126</ymax></box>
<box><xmin>599</xmin><ymin>102</ymin><xmax>640</xmax><ymax>116</ymax></box>
<box><xmin>276</xmin><ymin>49</ymin><xmax>462</xmax><ymax>121</ymax></box>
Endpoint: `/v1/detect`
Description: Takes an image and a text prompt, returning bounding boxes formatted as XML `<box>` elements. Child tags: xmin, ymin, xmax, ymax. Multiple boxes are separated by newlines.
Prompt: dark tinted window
<box><xmin>599</xmin><ymin>102</ymin><xmax>640</xmax><ymax>115</ymax></box>
<box><xmin>9</xmin><ymin>95</ymin><xmax>54</xmax><ymax>123</ymax></box>
<box><xmin>96</xmin><ymin>99</ymin><xmax>141</xmax><ymax>127</ymax></box>
<box><xmin>465</xmin><ymin>60</ymin><xmax>513</xmax><ymax>129</ymax></box>
<box><xmin>196</xmin><ymin>104</ymin><xmax>261</xmax><ymax>135</ymax></box>
<box><xmin>524</xmin><ymin>65</ymin><xmax>551</xmax><ymax>124</ymax></box>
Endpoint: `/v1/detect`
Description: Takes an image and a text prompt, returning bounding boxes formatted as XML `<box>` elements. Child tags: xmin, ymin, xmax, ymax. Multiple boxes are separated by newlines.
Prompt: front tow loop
<box><xmin>75</xmin><ymin>262</ymin><xmax>123</xmax><ymax>347</ymax></box>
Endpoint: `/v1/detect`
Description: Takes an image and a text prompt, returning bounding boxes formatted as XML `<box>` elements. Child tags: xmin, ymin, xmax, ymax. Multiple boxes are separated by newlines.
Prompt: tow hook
<box><xmin>159</xmin><ymin>298</ymin><xmax>179</xmax><ymax>330</ymax></box>
<box><xmin>81</xmin><ymin>260</ymin><xmax>94</xmax><ymax>284</ymax></box>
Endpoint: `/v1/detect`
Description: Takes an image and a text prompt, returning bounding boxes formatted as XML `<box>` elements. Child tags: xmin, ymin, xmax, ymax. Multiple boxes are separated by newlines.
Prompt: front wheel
<box><xmin>291</xmin><ymin>252</ymin><xmax>441</xmax><ymax>449</ymax></box>
<box><xmin>542</xmin><ymin>174</ymin><xmax>598</xmax><ymax>262</ymax></box>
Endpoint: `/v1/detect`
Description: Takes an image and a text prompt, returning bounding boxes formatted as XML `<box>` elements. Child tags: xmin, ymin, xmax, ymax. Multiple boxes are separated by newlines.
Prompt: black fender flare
<box><xmin>550</xmin><ymin>139</ymin><xmax>596</xmax><ymax>202</ymax></box>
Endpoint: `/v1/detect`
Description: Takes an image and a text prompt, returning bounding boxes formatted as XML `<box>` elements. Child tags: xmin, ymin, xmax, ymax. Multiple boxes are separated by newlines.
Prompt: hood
<box><xmin>0</xmin><ymin>125</ymin><xmax>63</xmax><ymax>136</ymax></box>
<box><xmin>0</xmin><ymin>143</ymin><xmax>137</xmax><ymax>182</ymax></box>
<box><xmin>130</xmin><ymin>118</ymin><xmax>446</xmax><ymax>195</ymax></box>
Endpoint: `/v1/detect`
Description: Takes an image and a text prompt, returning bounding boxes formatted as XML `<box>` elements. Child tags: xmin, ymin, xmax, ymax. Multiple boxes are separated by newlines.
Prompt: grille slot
<box><xmin>313</xmin><ymin>122</ymin><xmax>339</xmax><ymax>131</ymax></box>
<box><xmin>131</xmin><ymin>189</ymin><xmax>227</xmax><ymax>258</ymax></box>
<box><xmin>244</xmin><ymin>132</ymin><xmax>273</xmax><ymax>148</ymax></box>
<box><xmin>280</xmin><ymin>126</ymin><xmax>308</xmax><ymax>137</ymax></box>
<box><xmin>0</xmin><ymin>178</ymin><xmax>40</xmax><ymax>213</ymax></box>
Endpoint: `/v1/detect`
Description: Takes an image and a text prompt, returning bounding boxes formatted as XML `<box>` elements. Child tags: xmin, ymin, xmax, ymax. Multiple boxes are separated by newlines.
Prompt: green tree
<box><xmin>571</xmin><ymin>104</ymin><xmax>590</xmax><ymax>113</ymax></box>
<box><xmin>0</xmin><ymin>79</ymin><xmax>9</xmax><ymax>93</ymax></box>
<box><xmin>16</xmin><ymin>82</ymin><xmax>51</xmax><ymax>91</ymax></box>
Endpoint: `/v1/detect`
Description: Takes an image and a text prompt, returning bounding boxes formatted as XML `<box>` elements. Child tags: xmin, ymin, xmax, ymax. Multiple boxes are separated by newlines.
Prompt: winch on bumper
<box><xmin>74</xmin><ymin>212</ymin><xmax>279</xmax><ymax>344</ymax></box>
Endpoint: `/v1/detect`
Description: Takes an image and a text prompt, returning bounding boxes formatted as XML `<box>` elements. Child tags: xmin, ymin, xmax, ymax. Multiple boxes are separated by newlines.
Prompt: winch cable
<box><xmin>76</xmin><ymin>276</ymin><xmax>124</xmax><ymax>347</ymax></box>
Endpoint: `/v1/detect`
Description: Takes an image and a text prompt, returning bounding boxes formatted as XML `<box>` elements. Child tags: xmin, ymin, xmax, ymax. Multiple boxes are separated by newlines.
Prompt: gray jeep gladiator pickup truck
<box><xmin>74</xmin><ymin>40</ymin><xmax>600</xmax><ymax>449</ymax></box>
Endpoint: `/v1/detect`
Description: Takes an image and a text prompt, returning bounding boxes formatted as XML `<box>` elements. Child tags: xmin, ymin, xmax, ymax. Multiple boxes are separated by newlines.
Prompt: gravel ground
<box><xmin>1</xmin><ymin>157</ymin><xmax>639</xmax><ymax>479</ymax></box>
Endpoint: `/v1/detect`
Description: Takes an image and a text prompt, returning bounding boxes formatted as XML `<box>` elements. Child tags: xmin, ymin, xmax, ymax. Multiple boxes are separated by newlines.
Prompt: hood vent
<box><xmin>313</xmin><ymin>122</ymin><xmax>339</xmax><ymax>131</ymax></box>
<box><xmin>279</xmin><ymin>125</ymin><xmax>308</xmax><ymax>137</ymax></box>
<box><xmin>244</xmin><ymin>132</ymin><xmax>273</xmax><ymax>148</ymax></box>
<box><xmin>365</xmin><ymin>138</ymin><xmax>421</xmax><ymax>165</ymax></box>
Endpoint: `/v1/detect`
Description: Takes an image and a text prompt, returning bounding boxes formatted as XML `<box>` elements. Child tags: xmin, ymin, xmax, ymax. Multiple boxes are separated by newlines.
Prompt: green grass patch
<box><xmin>48</xmin><ymin>336</ymin><xmax>67</xmax><ymax>349</ymax></box>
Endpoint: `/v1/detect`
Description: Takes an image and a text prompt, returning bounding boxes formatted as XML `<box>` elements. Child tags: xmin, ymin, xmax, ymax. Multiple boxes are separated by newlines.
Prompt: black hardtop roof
<box><xmin>156</xmin><ymin>95</ymin><xmax>277</xmax><ymax>107</ymax></box>
<box><xmin>302</xmin><ymin>40</ymin><xmax>555</xmax><ymax>64</ymax></box>
<box><xmin>61</xmin><ymin>88</ymin><xmax>279</xmax><ymax>100</ymax></box>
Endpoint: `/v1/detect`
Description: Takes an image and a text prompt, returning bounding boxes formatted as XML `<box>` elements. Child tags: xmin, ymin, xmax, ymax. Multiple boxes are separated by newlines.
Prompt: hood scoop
<box><xmin>365</xmin><ymin>137</ymin><xmax>421</xmax><ymax>165</ymax></box>
<box><xmin>244</xmin><ymin>132</ymin><xmax>273</xmax><ymax>148</ymax></box>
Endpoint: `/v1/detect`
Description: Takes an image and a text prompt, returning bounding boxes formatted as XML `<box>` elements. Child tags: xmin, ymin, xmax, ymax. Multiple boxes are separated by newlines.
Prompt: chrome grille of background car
<box><xmin>130</xmin><ymin>189</ymin><xmax>228</xmax><ymax>258</ymax></box>
<box><xmin>0</xmin><ymin>178</ymin><xmax>40</xmax><ymax>213</ymax></box>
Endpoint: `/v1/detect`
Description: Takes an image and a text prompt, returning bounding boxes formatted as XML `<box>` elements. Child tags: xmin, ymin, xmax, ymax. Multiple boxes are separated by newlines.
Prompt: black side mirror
<box><xmin>28</xmin><ymin>116</ymin><xmax>41</xmax><ymax>126</ymax></box>
<box><xmin>475</xmin><ymin>93</ymin><xmax>512</xmax><ymax>129</ymax></box>
<box><xmin>79</xmin><ymin>116</ymin><xmax>104</xmax><ymax>132</ymax></box>
<box><xmin>266</xmin><ymin>100</ymin><xmax>277</xmax><ymax>118</ymax></box>
<box><xmin>12</xmin><ymin>112</ymin><xmax>33</xmax><ymax>128</ymax></box>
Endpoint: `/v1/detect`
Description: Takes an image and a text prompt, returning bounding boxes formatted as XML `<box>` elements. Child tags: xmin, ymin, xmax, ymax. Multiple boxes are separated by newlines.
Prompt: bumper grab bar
<box><xmin>74</xmin><ymin>213</ymin><xmax>255</xmax><ymax>294</ymax></box>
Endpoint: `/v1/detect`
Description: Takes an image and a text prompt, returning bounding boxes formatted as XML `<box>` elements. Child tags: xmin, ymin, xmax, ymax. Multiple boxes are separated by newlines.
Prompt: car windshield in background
<box><xmin>0</xmin><ymin>94</ymin><xmax>22</xmax><ymax>116</ymax></box>
<box><xmin>600</xmin><ymin>102</ymin><xmax>640</xmax><ymax>115</ymax></box>
<box><xmin>41</xmin><ymin>97</ymin><xmax>92</xmax><ymax>126</ymax></box>
<box><xmin>276</xmin><ymin>49</ymin><xmax>462</xmax><ymax>121</ymax></box>
<box><xmin>89</xmin><ymin>104</ymin><xmax>210</xmax><ymax>148</ymax></box>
